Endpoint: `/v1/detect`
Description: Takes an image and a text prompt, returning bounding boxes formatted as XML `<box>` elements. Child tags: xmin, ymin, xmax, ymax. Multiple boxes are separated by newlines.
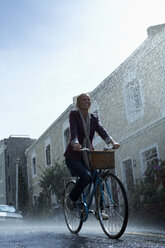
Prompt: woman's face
<box><xmin>78</xmin><ymin>94</ymin><xmax>91</xmax><ymax>111</ymax></box>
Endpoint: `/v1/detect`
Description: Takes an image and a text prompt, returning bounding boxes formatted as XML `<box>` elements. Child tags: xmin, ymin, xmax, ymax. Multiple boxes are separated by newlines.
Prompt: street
<box><xmin>0</xmin><ymin>215</ymin><xmax>164</xmax><ymax>248</ymax></box>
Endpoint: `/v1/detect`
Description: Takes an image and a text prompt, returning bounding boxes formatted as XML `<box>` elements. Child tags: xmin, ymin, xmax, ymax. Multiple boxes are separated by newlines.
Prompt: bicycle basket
<box><xmin>87</xmin><ymin>151</ymin><xmax>115</xmax><ymax>169</ymax></box>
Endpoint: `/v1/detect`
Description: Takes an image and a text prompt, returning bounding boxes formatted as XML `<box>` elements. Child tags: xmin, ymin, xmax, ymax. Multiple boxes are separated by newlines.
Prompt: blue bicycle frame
<box><xmin>80</xmin><ymin>170</ymin><xmax>114</xmax><ymax>222</ymax></box>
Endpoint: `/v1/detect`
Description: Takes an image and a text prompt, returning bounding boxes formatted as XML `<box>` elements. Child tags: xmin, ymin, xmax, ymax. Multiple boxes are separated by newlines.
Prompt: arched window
<box><xmin>124</xmin><ymin>79</ymin><xmax>144</xmax><ymax>123</ymax></box>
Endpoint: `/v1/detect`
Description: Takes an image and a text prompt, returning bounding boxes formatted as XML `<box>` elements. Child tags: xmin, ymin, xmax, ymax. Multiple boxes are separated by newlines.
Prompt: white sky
<box><xmin>0</xmin><ymin>0</ymin><xmax>165</xmax><ymax>140</ymax></box>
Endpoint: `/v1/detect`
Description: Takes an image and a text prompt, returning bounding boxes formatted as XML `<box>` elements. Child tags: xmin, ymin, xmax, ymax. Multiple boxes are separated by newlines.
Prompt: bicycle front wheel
<box><xmin>96</xmin><ymin>172</ymin><xmax>128</xmax><ymax>239</ymax></box>
<box><xmin>63</xmin><ymin>180</ymin><xmax>83</xmax><ymax>234</ymax></box>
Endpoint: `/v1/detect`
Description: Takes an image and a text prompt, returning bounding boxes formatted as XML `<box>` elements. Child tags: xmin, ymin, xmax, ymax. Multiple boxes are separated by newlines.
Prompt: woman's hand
<box><xmin>73</xmin><ymin>143</ymin><xmax>82</xmax><ymax>151</ymax></box>
<box><xmin>111</xmin><ymin>140</ymin><xmax>120</xmax><ymax>150</ymax></box>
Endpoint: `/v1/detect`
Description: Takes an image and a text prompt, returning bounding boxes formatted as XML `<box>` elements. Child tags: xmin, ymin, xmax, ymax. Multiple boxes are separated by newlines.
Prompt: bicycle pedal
<box><xmin>88</xmin><ymin>209</ymin><xmax>95</xmax><ymax>214</ymax></box>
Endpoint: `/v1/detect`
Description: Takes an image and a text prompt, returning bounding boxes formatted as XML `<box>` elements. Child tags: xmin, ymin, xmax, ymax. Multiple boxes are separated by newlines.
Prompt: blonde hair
<box><xmin>76</xmin><ymin>93</ymin><xmax>90</xmax><ymax>110</ymax></box>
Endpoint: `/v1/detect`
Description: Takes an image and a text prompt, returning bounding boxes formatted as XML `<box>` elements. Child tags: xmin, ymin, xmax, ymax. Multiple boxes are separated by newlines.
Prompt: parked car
<box><xmin>0</xmin><ymin>205</ymin><xmax>23</xmax><ymax>222</ymax></box>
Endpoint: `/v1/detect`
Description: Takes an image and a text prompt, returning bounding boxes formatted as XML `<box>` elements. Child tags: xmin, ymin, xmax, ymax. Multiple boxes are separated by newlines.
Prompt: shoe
<box><xmin>101</xmin><ymin>211</ymin><xmax>109</xmax><ymax>220</ymax></box>
<box><xmin>66</xmin><ymin>196</ymin><xmax>84</xmax><ymax>212</ymax></box>
<box><xmin>95</xmin><ymin>210</ymin><xmax>109</xmax><ymax>221</ymax></box>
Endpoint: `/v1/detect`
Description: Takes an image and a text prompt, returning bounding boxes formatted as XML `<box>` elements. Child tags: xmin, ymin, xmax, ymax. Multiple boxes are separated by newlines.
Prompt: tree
<box><xmin>39</xmin><ymin>162</ymin><xmax>70</xmax><ymax>206</ymax></box>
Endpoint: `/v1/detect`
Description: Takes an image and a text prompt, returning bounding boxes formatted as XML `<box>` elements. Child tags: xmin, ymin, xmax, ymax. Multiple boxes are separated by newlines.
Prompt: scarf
<box><xmin>79</xmin><ymin>110</ymin><xmax>91</xmax><ymax>172</ymax></box>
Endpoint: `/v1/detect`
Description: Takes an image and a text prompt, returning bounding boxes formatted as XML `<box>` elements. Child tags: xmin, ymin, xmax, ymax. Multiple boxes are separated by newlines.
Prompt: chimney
<box><xmin>147</xmin><ymin>23</ymin><xmax>165</xmax><ymax>38</ymax></box>
<box><xmin>73</xmin><ymin>95</ymin><xmax>77</xmax><ymax>106</ymax></box>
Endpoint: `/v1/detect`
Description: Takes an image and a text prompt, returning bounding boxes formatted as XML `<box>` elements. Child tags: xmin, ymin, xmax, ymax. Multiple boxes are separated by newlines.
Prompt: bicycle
<box><xmin>63</xmin><ymin>147</ymin><xmax>128</xmax><ymax>239</ymax></box>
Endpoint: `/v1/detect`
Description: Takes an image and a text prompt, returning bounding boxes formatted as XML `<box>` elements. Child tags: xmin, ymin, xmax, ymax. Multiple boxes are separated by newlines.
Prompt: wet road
<box><xmin>0</xmin><ymin>217</ymin><xmax>164</xmax><ymax>248</ymax></box>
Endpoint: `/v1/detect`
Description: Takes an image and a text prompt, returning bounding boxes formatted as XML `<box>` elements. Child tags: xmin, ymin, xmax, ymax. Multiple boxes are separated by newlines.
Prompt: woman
<box><xmin>64</xmin><ymin>93</ymin><xmax>120</xmax><ymax>206</ymax></box>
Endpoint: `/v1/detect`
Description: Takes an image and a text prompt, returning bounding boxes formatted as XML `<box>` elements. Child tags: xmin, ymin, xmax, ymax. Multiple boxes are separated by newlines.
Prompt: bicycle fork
<box><xmin>80</xmin><ymin>175</ymin><xmax>99</xmax><ymax>222</ymax></box>
<box><xmin>99</xmin><ymin>177</ymin><xmax>115</xmax><ymax>209</ymax></box>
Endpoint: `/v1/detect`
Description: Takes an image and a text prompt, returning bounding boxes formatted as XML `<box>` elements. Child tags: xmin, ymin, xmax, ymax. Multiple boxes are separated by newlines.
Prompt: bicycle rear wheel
<box><xmin>96</xmin><ymin>172</ymin><xmax>128</xmax><ymax>239</ymax></box>
<box><xmin>63</xmin><ymin>180</ymin><xmax>83</xmax><ymax>234</ymax></box>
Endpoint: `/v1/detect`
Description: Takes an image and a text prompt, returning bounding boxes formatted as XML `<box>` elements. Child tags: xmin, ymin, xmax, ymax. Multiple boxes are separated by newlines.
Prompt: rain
<box><xmin>0</xmin><ymin>1</ymin><xmax>165</xmax><ymax>247</ymax></box>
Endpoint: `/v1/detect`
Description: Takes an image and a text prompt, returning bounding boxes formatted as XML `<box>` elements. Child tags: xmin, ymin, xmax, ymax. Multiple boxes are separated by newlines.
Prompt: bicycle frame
<box><xmin>81</xmin><ymin>169</ymin><xmax>114</xmax><ymax>221</ymax></box>
<box><xmin>64</xmin><ymin>149</ymin><xmax>128</xmax><ymax>238</ymax></box>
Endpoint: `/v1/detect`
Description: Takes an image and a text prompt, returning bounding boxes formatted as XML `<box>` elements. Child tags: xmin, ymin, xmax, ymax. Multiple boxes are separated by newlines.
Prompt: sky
<box><xmin>0</xmin><ymin>0</ymin><xmax>165</xmax><ymax>141</ymax></box>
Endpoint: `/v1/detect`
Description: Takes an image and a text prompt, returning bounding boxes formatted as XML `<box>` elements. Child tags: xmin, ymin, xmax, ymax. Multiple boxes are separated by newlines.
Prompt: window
<box><xmin>8</xmin><ymin>176</ymin><xmax>11</xmax><ymax>191</ymax></box>
<box><xmin>45</xmin><ymin>137</ymin><xmax>52</xmax><ymax>166</ymax></box>
<box><xmin>141</xmin><ymin>146</ymin><xmax>158</xmax><ymax>175</ymax></box>
<box><xmin>32</xmin><ymin>157</ymin><xmax>36</xmax><ymax>177</ymax></box>
<box><xmin>122</xmin><ymin>159</ymin><xmax>134</xmax><ymax>192</ymax></box>
<box><xmin>126</xmin><ymin>81</ymin><xmax>142</xmax><ymax>112</ymax></box>
<box><xmin>124</xmin><ymin>80</ymin><xmax>144</xmax><ymax>123</ymax></box>
<box><xmin>64</xmin><ymin>127</ymin><xmax>70</xmax><ymax>149</ymax></box>
<box><xmin>46</xmin><ymin>144</ymin><xmax>51</xmax><ymax>165</ymax></box>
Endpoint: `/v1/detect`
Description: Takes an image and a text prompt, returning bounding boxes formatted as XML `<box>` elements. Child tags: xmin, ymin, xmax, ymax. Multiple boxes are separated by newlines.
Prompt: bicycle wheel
<box><xmin>96</xmin><ymin>172</ymin><xmax>128</xmax><ymax>239</ymax></box>
<box><xmin>63</xmin><ymin>180</ymin><xmax>83</xmax><ymax>234</ymax></box>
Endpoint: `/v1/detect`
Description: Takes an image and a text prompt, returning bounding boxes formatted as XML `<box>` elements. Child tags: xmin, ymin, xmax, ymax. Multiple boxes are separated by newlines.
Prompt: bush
<box><xmin>40</xmin><ymin>161</ymin><xmax>70</xmax><ymax>201</ymax></box>
<box><xmin>32</xmin><ymin>161</ymin><xmax>70</xmax><ymax>216</ymax></box>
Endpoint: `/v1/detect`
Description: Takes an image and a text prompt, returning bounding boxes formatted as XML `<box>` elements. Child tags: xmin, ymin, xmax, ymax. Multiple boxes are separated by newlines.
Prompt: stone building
<box><xmin>26</xmin><ymin>23</ymin><xmax>165</xmax><ymax>206</ymax></box>
<box><xmin>0</xmin><ymin>136</ymin><xmax>35</xmax><ymax>210</ymax></box>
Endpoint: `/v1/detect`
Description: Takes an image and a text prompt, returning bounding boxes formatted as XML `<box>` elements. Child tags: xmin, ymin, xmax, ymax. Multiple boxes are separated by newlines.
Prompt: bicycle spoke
<box><xmin>96</xmin><ymin>172</ymin><xmax>128</xmax><ymax>239</ymax></box>
<box><xmin>64</xmin><ymin>180</ymin><xmax>83</xmax><ymax>234</ymax></box>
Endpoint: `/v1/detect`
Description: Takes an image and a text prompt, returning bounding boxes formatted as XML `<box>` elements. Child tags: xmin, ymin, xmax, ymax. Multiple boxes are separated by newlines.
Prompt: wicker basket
<box><xmin>88</xmin><ymin>150</ymin><xmax>115</xmax><ymax>169</ymax></box>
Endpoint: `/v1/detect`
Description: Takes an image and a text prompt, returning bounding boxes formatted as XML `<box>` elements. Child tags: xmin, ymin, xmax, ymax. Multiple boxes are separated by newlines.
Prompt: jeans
<box><xmin>65</xmin><ymin>158</ymin><xmax>92</xmax><ymax>202</ymax></box>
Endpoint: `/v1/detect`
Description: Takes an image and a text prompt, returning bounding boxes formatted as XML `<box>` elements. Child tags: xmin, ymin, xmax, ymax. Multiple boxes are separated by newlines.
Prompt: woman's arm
<box><xmin>69</xmin><ymin>111</ymin><xmax>79</xmax><ymax>145</ymax></box>
<box><xmin>95</xmin><ymin>115</ymin><xmax>120</xmax><ymax>149</ymax></box>
<box><xmin>69</xmin><ymin>111</ymin><xmax>82</xmax><ymax>150</ymax></box>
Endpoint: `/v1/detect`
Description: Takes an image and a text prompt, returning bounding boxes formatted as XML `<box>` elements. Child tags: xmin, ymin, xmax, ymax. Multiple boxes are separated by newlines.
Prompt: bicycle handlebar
<box><xmin>79</xmin><ymin>145</ymin><xmax>115</xmax><ymax>152</ymax></box>
<box><xmin>80</xmin><ymin>148</ymin><xmax>90</xmax><ymax>151</ymax></box>
<box><xmin>103</xmin><ymin>144</ymin><xmax>115</xmax><ymax>151</ymax></box>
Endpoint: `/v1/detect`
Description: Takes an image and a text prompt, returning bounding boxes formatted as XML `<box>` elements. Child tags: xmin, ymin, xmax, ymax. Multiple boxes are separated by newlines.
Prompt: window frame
<box><xmin>46</xmin><ymin>144</ymin><xmax>51</xmax><ymax>166</ymax></box>
<box><xmin>44</xmin><ymin>137</ymin><xmax>52</xmax><ymax>167</ymax></box>
<box><xmin>121</xmin><ymin>157</ymin><xmax>135</xmax><ymax>192</ymax></box>
<box><xmin>32</xmin><ymin>156</ymin><xmax>37</xmax><ymax>178</ymax></box>
<box><xmin>140</xmin><ymin>144</ymin><xmax>159</xmax><ymax>176</ymax></box>
<box><xmin>63</xmin><ymin>127</ymin><xmax>70</xmax><ymax>149</ymax></box>
<box><xmin>123</xmin><ymin>78</ymin><xmax>144</xmax><ymax>123</ymax></box>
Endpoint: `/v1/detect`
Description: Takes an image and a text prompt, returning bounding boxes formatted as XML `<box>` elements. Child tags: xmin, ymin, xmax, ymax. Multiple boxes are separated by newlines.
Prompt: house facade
<box><xmin>26</xmin><ymin>23</ymin><xmax>165</xmax><ymax>205</ymax></box>
<box><xmin>25</xmin><ymin>105</ymin><xmax>74</xmax><ymax>206</ymax></box>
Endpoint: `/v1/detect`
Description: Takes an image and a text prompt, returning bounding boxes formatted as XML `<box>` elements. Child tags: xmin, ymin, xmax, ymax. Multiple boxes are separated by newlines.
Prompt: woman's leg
<box><xmin>65</xmin><ymin>159</ymin><xmax>92</xmax><ymax>202</ymax></box>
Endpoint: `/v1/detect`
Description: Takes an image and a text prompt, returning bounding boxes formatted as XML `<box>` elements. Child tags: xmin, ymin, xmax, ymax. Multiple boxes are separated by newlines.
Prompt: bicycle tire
<box><xmin>96</xmin><ymin>172</ymin><xmax>128</xmax><ymax>239</ymax></box>
<box><xmin>63</xmin><ymin>180</ymin><xmax>83</xmax><ymax>234</ymax></box>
